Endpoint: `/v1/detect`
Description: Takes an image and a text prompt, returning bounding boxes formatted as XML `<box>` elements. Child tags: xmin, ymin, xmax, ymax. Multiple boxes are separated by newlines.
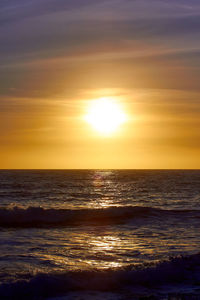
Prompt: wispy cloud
<box><xmin>0</xmin><ymin>0</ymin><xmax>200</xmax><ymax>96</ymax></box>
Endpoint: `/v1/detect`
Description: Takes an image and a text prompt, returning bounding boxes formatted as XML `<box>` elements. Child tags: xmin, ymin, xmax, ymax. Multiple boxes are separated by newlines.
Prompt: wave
<box><xmin>0</xmin><ymin>205</ymin><xmax>199</xmax><ymax>227</ymax></box>
<box><xmin>0</xmin><ymin>253</ymin><xmax>200</xmax><ymax>299</ymax></box>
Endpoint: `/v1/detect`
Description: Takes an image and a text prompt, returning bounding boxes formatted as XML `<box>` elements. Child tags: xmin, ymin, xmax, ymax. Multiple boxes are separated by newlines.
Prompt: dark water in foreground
<box><xmin>0</xmin><ymin>170</ymin><xmax>200</xmax><ymax>299</ymax></box>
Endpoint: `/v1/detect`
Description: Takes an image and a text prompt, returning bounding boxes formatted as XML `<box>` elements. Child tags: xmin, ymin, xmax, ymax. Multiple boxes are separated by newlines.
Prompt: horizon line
<box><xmin>0</xmin><ymin>168</ymin><xmax>200</xmax><ymax>171</ymax></box>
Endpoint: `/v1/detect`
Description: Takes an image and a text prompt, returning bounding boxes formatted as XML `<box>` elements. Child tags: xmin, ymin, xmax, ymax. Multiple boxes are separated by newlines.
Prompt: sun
<box><xmin>85</xmin><ymin>97</ymin><xmax>127</xmax><ymax>135</ymax></box>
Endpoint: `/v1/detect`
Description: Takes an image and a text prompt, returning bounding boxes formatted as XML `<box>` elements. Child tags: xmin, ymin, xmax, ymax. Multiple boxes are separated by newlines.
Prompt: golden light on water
<box><xmin>84</xmin><ymin>97</ymin><xmax>127</xmax><ymax>136</ymax></box>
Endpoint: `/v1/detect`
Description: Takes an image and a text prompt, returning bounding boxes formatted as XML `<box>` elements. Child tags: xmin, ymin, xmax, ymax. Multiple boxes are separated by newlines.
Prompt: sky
<box><xmin>0</xmin><ymin>0</ymin><xmax>200</xmax><ymax>169</ymax></box>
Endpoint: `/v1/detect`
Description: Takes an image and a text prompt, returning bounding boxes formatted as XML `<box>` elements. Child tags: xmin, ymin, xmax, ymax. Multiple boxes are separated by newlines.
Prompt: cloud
<box><xmin>0</xmin><ymin>47</ymin><xmax>200</xmax><ymax>100</ymax></box>
<box><xmin>0</xmin><ymin>0</ymin><xmax>200</xmax><ymax>97</ymax></box>
<box><xmin>1</xmin><ymin>13</ymin><xmax>200</xmax><ymax>65</ymax></box>
<box><xmin>0</xmin><ymin>0</ymin><xmax>97</xmax><ymax>25</ymax></box>
<box><xmin>2</xmin><ymin>0</ymin><xmax>200</xmax><ymax>24</ymax></box>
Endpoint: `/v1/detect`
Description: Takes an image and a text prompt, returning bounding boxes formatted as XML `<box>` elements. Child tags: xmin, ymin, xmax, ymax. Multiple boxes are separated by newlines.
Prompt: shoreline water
<box><xmin>0</xmin><ymin>170</ymin><xmax>199</xmax><ymax>299</ymax></box>
<box><xmin>1</xmin><ymin>252</ymin><xmax>200</xmax><ymax>299</ymax></box>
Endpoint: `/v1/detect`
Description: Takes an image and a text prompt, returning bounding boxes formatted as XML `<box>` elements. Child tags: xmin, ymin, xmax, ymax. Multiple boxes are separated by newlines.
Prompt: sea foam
<box><xmin>0</xmin><ymin>253</ymin><xmax>200</xmax><ymax>299</ymax></box>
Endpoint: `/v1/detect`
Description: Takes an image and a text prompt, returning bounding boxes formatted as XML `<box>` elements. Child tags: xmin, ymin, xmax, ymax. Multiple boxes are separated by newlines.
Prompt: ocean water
<box><xmin>0</xmin><ymin>170</ymin><xmax>200</xmax><ymax>299</ymax></box>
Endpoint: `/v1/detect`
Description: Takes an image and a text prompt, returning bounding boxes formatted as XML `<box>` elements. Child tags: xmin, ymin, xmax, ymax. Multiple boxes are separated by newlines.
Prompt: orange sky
<box><xmin>1</xmin><ymin>0</ymin><xmax>200</xmax><ymax>169</ymax></box>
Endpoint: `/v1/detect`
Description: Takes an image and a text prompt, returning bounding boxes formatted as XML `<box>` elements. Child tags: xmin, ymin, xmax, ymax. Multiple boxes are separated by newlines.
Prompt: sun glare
<box><xmin>85</xmin><ymin>98</ymin><xmax>127</xmax><ymax>135</ymax></box>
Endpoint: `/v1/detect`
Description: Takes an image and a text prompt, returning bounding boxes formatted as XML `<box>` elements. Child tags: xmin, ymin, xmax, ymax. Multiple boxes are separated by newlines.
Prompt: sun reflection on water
<box><xmin>40</xmin><ymin>232</ymin><xmax>135</xmax><ymax>270</ymax></box>
<box><xmin>91</xmin><ymin>170</ymin><xmax>121</xmax><ymax>208</ymax></box>
<box><xmin>33</xmin><ymin>170</ymin><xmax>183</xmax><ymax>272</ymax></box>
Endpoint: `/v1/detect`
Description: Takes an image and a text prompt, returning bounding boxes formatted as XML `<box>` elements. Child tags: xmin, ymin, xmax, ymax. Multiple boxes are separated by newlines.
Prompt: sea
<box><xmin>0</xmin><ymin>170</ymin><xmax>200</xmax><ymax>300</ymax></box>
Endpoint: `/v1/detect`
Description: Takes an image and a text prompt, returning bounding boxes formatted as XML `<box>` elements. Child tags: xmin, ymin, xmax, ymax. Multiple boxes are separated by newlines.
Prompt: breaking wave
<box><xmin>0</xmin><ymin>205</ymin><xmax>199</xmax><ymax>227</ymax></box>
<box><xmin>0</xmin><ymin>253</ymin><xmax>200</xmax><ymax>299</ymax></box>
